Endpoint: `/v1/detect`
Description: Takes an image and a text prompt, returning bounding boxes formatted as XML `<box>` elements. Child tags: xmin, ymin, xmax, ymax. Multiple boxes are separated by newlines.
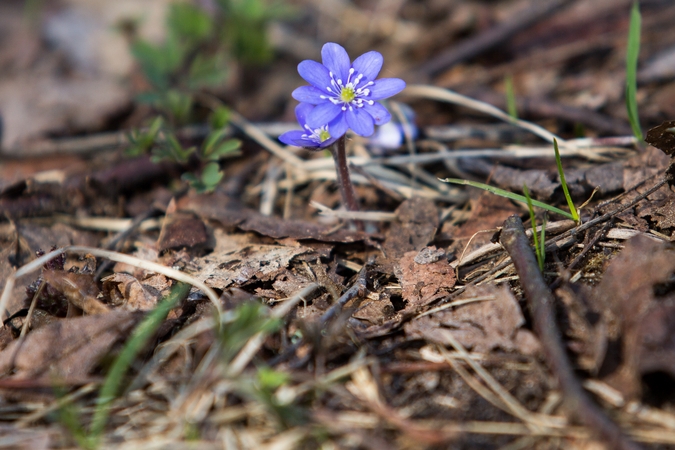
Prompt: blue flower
<box><xmin>291</xmin><ymin>42</ymin><xmax>406</xmax><ymax>137</ymax></box>
<box><xmin>279</xmin><ymin>103</ymin><xmax>347</xmax><ymax>148</ymax></box>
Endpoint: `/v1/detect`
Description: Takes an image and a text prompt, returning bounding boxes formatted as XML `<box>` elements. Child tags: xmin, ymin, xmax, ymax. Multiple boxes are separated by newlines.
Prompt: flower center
<box><xmin>340</xmin><ymin>86</ymin><xmax>356</xmax><ymax>103</ymax></box>
<box><xmin>318</xmin><ymin>129</ymin><xmax>331</xmax><ymax>142</ymax></box>
<box><xmin>302</xmin><ymin>124</ymin><xmax>331</xmax><ymax>144</ymax></box>
<box><xmin>323</xmin><ymin>68</ymin><xmax>375</xmax><ymax>111</ymax></box>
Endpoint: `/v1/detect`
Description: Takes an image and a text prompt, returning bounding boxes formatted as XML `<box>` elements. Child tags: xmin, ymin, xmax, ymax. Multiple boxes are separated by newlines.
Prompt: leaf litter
<box><xmin>4</xmin><ymin>0</ymin><xmax>675</xmax><ymax>448</ymax></box>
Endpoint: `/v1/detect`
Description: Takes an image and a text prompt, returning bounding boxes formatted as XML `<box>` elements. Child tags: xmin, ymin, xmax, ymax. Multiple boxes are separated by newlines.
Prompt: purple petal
<box><xmin>294</xmin><ymin>102</ymin><xmax>315</xmax><ymax>125</ymax></box>
<box><xmin>321</xmin><ymin>43</ymin><xmax>350</xmax><ymax>82</ymax></box>
<box><xmin>279</xmin><ymin>130</ymin><xmax>308</xmax><ymax>147</ymax></box>
<box><xmin>328</xmin><ymin>113</ymin><xmax>348</xmax><ymax>140</ymax></box>
<box><xmin>367</xmin><ymin>78</ymin><xmax>406</xmax><ymax>100</ymax></box>
<box><xmin>363</xmin><ymin>101</ymin><xmax>391</xmax><ymax>125</ymax></box>
<box><xmin>307</xmin><ymin>102</ymin><xmax>342</xmax><ymax>128</ymax></box>
<box><xmin>292</xmin><ymin>86</ymin><xmax>328</xmax><ymax>105</ymax></box>
<box><xmin>298</xmin><ymin>60</ymin><xmax>332</xmax><ymax>92</ymax></box>
<box><xmin>352</xmin><ymin>51</ymin><xmax>383</xmax><ymax>82</ymax></box>
<box><xmin>346</xmin><ymin>108</ymin><xmax>375</xmax><ymax>137</ymax></box>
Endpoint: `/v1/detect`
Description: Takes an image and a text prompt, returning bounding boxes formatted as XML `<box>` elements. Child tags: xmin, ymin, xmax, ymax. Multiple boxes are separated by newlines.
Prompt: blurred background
<box><xmin>1</xmin><ymin>0</ymin><xmax>674</xmax><ymax>154</ymax></box>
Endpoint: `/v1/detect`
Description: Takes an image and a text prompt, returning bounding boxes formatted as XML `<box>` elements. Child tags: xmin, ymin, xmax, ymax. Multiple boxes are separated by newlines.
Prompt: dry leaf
<box><xmin>406</xmin><ymin>284</ymin><xmax>540</xmax><ymax>355</ymax></box>
<box><xmin>102</xmin><ymin>273</ymin><xmax>171</xmax><ymax>311</ymax></box>
<box><xmin>0</xmin><ymin>311</ymin><xmax>140</xmax><ymax>380</ymax></box>
<box><xmin>395</xmin><ymin>248</ymin><xmax>456</xmax><ymax>309</ymax></box>
<box><xmin>41</xmin><ymin>269</ymin><xmax>109</xmax><ymax>315</ymax></box>
<box><xmin>190</xmin><ymin>244</ymin><xmax>313</xmax><ymax>290</ymax></box>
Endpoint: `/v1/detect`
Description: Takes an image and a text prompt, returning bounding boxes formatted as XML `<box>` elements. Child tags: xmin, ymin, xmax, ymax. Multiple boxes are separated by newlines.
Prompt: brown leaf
<box><xmin>395</xmin><ymin>248</ymin><xmax>456</xmax><ymax>310</ymax></box>
<box><xmin>190</xmin><ymin>243</ymin><xmax>313</xmax><ymax>290</ymax></box>
<box><xmin>645</xmin><ymin>120</ymin><xmax>675</xmax><ymax>156</ymax></box>
<box><xmin>157</xmin><ymin>206</ymin><xmax>211</xmax><ymax>254</ymax></box>
<box><xmin>101</xmin><ymin>273</ymin><xmax>170</xmax><ymax>311</ymax></box>
<box><xmin>638</xmin><ymin>190</ymin><xmax>675</xmax><ymax>230</ymax></box>
<box><xmin>0</xmin><ymin>311</ymin><xmax>140</xmax><ymax>380</ymax></box>
<box><xmin>382</xmin><ymin>197</ymin><xmax>439</xmax><ymax>260</ymax></box>
<box><xmin>592</xmin><ymin>235</ymin><xmax>675</xmax><ymax>398</ymax></box>
<box><xmin>444</xmin><ymin>191</ymin><xmax>520</xmax><ymax>255</ymax></box>
<box><xmin>41</xmin><ymin>270</ymin><xmax>109</xmax><ymax>315</ymax></box>
<box><xmin>405</xmin><ymin>284</ymin><xmax>540</xmax><ymax>355</ymax></box>
<box><xmin>556</xmin><ymin>285</ymin><xmax>607</xmax><ymax>374</ymax></box>
<box><xmin>183</xmin><ymin>193</ymin><xmax>371</xmax><ymax>243</ymax></box>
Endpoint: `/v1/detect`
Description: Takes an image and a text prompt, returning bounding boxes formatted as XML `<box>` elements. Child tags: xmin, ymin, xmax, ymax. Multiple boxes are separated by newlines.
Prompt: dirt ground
<box><xmin>2</xmin><ymin>0</ymin><xmax>675</xmax><ymax>448</ymax></box>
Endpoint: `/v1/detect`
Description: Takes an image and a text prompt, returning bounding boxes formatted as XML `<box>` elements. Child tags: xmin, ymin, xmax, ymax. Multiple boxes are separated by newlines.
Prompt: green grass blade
<box><xmin>523</xmin><ymin>185</ymin><xmax>544</xmax><ymax>271</ymax></box>
<box><xmin>89</xmin><ymin>281</ymin><xmax>191</xmax><ymax>443</ymax></box>
<box><xmin>442</xmin><ymin>178</ymin><xmax>575</xmax><ymax>220</ymax></box>
<box><xmin>553</xmin><ymin>138</ymin><xmax>579</xmax><ymax>222</ymax></box>
<box><xmin>504</xmin><ymin>75</ymin><xmax>518</xmax><ymax>119</ymax></box>
<box><xmin>540</xmin><ymin>214</ymin><xmax>547</xmax><ymax>267</ymax></box>
<box><xmin>626</xmin><ymin>1</ymin><xmax>642</xmax><ymax>140</ymax></box>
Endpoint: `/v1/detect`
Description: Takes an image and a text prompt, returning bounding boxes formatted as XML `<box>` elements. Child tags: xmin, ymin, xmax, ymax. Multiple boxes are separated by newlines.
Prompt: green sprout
<box><xmin>625</xmin><ymin>1</ymin><xmax>642</xmax><ymax>140</ymax></box>
<box><xmin>88</xmin><ymin>282</ymin><xmax>191</xmax><ymax>447</ymax></box>
<box><xmin>504</xmin><ymin>74</ymin><xmax>518</xmax><ymax>119</ymax></box>
<box><xmin>443</xmin><ymin>139</ymin><xmax>580</xmax><ymax>224</ymax></box>
<box><xmin>442</xmin><ymin>178</ymin><xmax>575</xmax><ymax>221</ymax></box>
<box><xmin>524</xmin><ymin>184</ymin><xmax>547</xmax><ymax>272</ymax></box>
<box><xmin>553</xmin><ymin>138</ymin><xmax>579</xmax><ymax>223</ymax></box>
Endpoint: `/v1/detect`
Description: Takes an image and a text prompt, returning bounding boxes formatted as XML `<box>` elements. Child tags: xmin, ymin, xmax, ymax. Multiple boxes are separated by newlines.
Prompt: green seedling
<box><xmin>625</xmin><ymin>1</ymin><xmax>642</xmax><ymax>140</ymax></box>
<box><xmin>553</xmin><ymin>138</ymin><xmax>579</xmax><ymax>223</ymax></box>
<box><xmin>504</xmin><ymin>74</ymin><xmax>518</xmax><ymax>119</ymax></box>
<box><xmin>524</xmin><ymin>184</ymin><xmax>547</xmax><ymax>271</ymax></box>
<box><xmin>442</xmin><ymin>178</ymin><xmax>575</xmax><ymax>220</ymax></box>
<box><xmin>182</xmin><ymin>162</ymin><xmax>224</xmax><ymax>193</ymax></box>
<box><xmin>87</xmin><ymin>282</ymin><xmax>191</xmax><ymax>447</ymax></box>
<box><xmin>126</xmin><ymin>116</ymin><xmax>164</xmax><ymax>157</ymax></box>
<box><xmin>444</xmin><ymin>139</ymin><xmax>580</xmax><ymax>223</ymax></box>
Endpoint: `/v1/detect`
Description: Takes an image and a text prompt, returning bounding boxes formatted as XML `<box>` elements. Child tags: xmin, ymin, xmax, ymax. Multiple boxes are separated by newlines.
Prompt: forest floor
<box><xmin>2</xmin><ymin>0</ymin><xmax>675</xmax><ymax>448</ymax></box>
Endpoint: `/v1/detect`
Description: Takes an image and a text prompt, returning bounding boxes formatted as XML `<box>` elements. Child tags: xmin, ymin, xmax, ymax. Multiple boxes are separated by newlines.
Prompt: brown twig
<box><xmin>500</xmin><ymin>215</ymin><xmax>641</xmax><ymax>450</ymax></box>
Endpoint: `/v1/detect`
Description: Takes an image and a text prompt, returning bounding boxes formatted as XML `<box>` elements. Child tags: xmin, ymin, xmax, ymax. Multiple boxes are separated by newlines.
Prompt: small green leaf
<box><xmin>162</xmin><ymin>90</ymin><xmax>193</xmax><ymax>125</ymax></box>
<box><xmin>442</xmin><ymin>178</ymin><xmax>575</xmax><ymax>220</ymax></box>
<box><xmin>201</xmin><ymin>162</ymin><xmax>224</xmax><ymax>187</ymax></box>
<box><xmin>202</xmin><ymin>128</ymin><xmax>229</xmax><ymax>157</ymax></box>
<box><xmin>523</xmin><ymin>184</ymin><xmax>543</xmax><ymax>272</ymax></box>
<box><xmin>504</xmin><ymin>74</ymin><xmax>518</xmax><ymax>119</ymax></box>
<box><xmin>625</xmin><ymin>1</ymin><xmax>642</xmax><ymax>140</ymax></box>
<box><xmin>210</xmin><ymin>106</ymin><xmax>232</xmax><ymax>129</ymax></box>
<box><xmin>167</xmin><ymin>3</ymin><xmax>213</xmax><ymax>42</ymax></box>
<box><xmin>209</xmin><ymin>139</ymin><xmax>241</xmax><ymax>160</ymax></box>
<box><xmin>188</xmin><ymin>53</ymin><xmax>228</xmax><ymax>90</ymax></box>
<box><xmin>553</xmin><ymin>138</ymin><xmax>579</xmax><ymax>223</ymax></box>
<box><xmin>152</xmin><ymin>133</ymin><xmax>194</xmax><ymax>163</ymax></box>
<box><xmin>257</xmin><ymin>367</ymin><xmax>290</xmax><ymax>391</ymax></box>
<box><xmin>539</xmin><ymin>214</ymin><xmax>547</xmax><ymax>268</ymax></box>
<box><xmin>125</xmin><ymin>116</ymin><xmax>164</xmax><ymax>156</ymax></box>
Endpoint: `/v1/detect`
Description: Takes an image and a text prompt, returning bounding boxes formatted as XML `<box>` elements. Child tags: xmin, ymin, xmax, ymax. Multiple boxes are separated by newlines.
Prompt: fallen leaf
<box><xmin>405</xmin><ymin>284</ymin><xmax>540</xmax><ymax>355</ymax></box>
<box><xmin>382</xmin><ymin>197</ymin><xmax>439</xmax><ymax>260</ymax></box>
<box><xmin>101</xmin><ymin>273</ymin><xmax>171</xmax><ymax>311</ymax></box>
<box><xmin>41</xmin><ymin>270</ymin><xmax>109</xmax><ymax>315</ymax></box>
<box><xmin>645</xmin><ymin>120</ymin><xmax>675</xmax><ymax>156</ymax></box>
<box><xmin>591</xmin><ymin>235</ymin><xmax>675</xmax><ymax>398</ymax></box>
<box><xmin>444</xmin><ymin>191</ymin><xmax>520</xmax><ymax>255</ymax></box>
<box><xmin>0</xmin><ymin>311</ymin><xmax>140</xmax><ymax>380</ymax></box>
<box><xmin>183</xmin><ymin>193</ymin><xmax>372</xmax><ymax>243</ymax></box>
<box><xmin>395</xmin><ymin>248</ymin><xmax>456</xmax><ymax>310</ymax></box>
<box><xmin>189</xmin><ymin>244</ymin><xmax>313</xmax><ymax>290</ymax></box>
<box><xmin>157</xmin><ymin>210</ymin><xmax>210</xmax><ymax>254</ymax></box>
